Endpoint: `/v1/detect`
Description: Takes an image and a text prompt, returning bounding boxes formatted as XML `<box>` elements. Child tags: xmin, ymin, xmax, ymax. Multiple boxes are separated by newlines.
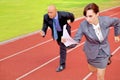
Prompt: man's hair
<box><xmin>83</xmin><ymin>3</ymin><xmax>99</xmax><ymax>16</ymax></box>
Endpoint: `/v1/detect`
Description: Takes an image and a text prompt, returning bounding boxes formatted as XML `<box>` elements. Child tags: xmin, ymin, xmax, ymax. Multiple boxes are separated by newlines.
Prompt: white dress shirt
<box><xmin>92</xmin><ymin>23</ymin><xmax>104</xmax><ymax>42</ymax></box>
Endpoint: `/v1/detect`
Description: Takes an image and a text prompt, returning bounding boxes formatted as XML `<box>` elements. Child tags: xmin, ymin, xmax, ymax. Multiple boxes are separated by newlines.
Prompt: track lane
<box><xmin>17</xmin><ymin>34</ymin><xmax>120</xmax><ymax>80</ymax></box>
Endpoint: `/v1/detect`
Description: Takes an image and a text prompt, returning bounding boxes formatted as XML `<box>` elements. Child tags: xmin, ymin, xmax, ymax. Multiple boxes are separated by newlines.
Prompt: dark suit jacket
<box><xmin>74</xmin><ymin>16</ymin><xmax>120</xmax><ymax>59</ymax></box>
<box><xmin>42</xmin><ymin>11</ymin><xmax>75</xmax><ymax>41</ymax></box>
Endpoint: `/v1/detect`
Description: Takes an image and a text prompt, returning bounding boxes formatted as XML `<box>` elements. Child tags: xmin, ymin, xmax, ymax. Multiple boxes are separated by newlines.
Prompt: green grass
<box><xmin>0</xmin><ymin>0</ymin><xmax>120</xmax><ymax>42</ymax></box>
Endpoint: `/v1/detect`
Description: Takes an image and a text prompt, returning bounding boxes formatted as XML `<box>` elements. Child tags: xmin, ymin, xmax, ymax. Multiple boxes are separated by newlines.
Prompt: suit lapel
<box><xmin>98</xmin><ymin>17</ymin><xmax>106</xmax><ymax>40</ymax></box>
<box><xmin>57</xmin><ymin>12</ymin><xmax>63</xmax><ymax>29</ymax></box>
<box><xmin>88</xmin><ymin>24</ymin><xmax>99</xmax><ymax>41</ymax></box>
<box><xmin>87</xmin><ymin>16</ymin><xmax>107</xmax><ymax>43</ymax></box>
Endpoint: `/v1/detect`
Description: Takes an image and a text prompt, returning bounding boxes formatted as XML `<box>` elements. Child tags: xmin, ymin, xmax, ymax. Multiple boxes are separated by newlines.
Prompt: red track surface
<box><xmin>0</xmin><ymin>7</ymin><xmax>120</xmax><ymax>80</ymax></box>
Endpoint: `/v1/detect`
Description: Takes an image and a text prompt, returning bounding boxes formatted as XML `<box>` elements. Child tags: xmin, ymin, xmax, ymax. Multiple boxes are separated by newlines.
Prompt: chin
<box><xmin>49</xmin><ymin>16</ymin><xmax>53</xmax><ymax>19</ymax></box>
<box><xmin>88</xmin><ymin>22</ymin><xmax>92</xmax><ymax>24</ymax></box>
<box><xmin>50</xmin><ymin>17</ymin><xmax>53</xmax><ymax>19</ymax></box>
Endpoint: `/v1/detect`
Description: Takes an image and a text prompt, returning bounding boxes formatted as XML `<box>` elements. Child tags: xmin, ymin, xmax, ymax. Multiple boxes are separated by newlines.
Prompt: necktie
<box><xmin>53</xmin><ymin>19</ymin><xmax>58</xmax><ymax>40</ymax></box>
<box><xmin>53</xmin><ymin>19</ymin><xmax>61</xmax><ymax>31</ymax></box>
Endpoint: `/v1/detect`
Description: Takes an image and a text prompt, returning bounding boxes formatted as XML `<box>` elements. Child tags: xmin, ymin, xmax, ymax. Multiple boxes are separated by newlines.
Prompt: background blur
<box><xmin>0</xmin><ymin>0</ymin><xmax>120</xmax><ymax>42</ymax></box>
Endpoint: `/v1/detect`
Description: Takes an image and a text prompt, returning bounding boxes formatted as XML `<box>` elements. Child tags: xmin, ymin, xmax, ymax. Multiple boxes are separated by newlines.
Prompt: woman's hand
<box><xmin>114</xmin><ymin>36</ymin><xmax>120</xmax><ymax>42</ymax></box>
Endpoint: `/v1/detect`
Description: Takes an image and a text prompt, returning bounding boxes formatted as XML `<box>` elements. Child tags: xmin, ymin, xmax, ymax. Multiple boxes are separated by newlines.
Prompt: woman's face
<box><xmin>85</xmin><ymin>9</ymin><xmax>99</xmax><ymax>24</ymax></box>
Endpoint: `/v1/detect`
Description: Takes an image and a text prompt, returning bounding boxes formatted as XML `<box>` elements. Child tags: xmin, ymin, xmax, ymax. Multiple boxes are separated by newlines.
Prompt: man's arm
<box><xmin>67</xmin><ymin>12</ymin><xmax>75</xmax><ymax>22</ymax></box>
<box><xmin>62</xmin><ymin>11</ymin><xmax>75</xmax><ymax>23</ymax></box>
<box><xmin>40</xmin><ymin>14</ymin><xmax>49</xmax><ymax>37</ymax></box>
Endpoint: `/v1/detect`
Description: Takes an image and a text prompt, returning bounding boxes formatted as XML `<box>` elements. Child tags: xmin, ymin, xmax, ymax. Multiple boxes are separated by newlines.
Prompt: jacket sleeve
<box><xmin>109</xmin><ymin>17</ymin><xmax>120</xmax><ymax>36</ymax></box>
<box><xmin>68</xmin><ymin>12</ymin><xmax>75</xmax><ymax>22</ymax></box>
<box><xmin>62</xmin><ymin>11</ymin><xmax>75</xmax><ymax>22</ymax></box>
<box><xmin>41</xmin><ymin>14</ymin><xmax>49</xmax><ymax>37</ymax></box>
<box><xmin>74</xmin><ymin>23</ymin><xmax>84</xmax><ymax>43</ymax></box>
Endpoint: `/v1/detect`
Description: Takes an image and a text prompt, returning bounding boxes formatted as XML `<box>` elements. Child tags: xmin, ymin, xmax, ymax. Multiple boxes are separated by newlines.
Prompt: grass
<box><xmin>0</xmin><ymin>0</ymin><xmax>120</xmax><ymax>42</ymax></box>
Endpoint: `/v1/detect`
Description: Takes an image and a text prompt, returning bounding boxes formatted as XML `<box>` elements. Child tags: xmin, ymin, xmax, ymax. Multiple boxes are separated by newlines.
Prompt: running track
<box><xmin>0</xmin><ymin>6</ymin><xmax>120</xmax><ymax>80</ymax></box>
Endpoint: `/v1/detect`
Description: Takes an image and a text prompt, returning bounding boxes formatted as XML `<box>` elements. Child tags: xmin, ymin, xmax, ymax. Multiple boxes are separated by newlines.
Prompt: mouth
<box><xmin>88</xmin><ymin>21</ymin><xmax>92</xmax><ymax>24</ymax></box>
<box><xmin>49</xmin><ymin>16</ymin><xmax>53</xmax><ymax>19</ymax></box>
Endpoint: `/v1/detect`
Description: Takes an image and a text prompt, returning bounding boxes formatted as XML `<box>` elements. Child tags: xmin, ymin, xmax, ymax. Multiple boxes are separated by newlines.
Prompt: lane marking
<box><xmin>111</xmin><ymin>46</ymin><xmax>120</xmax><ymax>55</ymax></box>
<box><xmin>0</xmin><ymin>39</ymin><xmax>52</xmax><ymax>61</ymax></box>
<box><xmin>0</xmin><ymin>28</ymin><xmax>78</xmax><ymax>62</ymax></box>
<box><xmin>83</xmin><ymin>72</ymin><xmax>93</xmax><ymax>80</ymax></box>
<box><xmin>16</xmin><ymin>44</ymin><xmax>120</xmax><ymax>80</ymax></box>
<box><xmin>16</xmin><ymin>42</ymin><xmax>85</xmax><ymax>80</ymax></box>
<box><xmin>82</xmin><ymin>46</ymin><xmax>120</xmax><ymax>80</ymax></box>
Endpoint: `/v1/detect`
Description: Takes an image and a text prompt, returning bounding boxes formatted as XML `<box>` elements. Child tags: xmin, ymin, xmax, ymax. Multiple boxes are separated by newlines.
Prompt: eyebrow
<box><xmin>88</xmin><ymin>15</ymin><xmax>93</xmax><ymax>17</ymax></box>
<box><xmin>85</xmin><ymin>15</ymin><xmax>93</xmax><ymax>17</ymax></box>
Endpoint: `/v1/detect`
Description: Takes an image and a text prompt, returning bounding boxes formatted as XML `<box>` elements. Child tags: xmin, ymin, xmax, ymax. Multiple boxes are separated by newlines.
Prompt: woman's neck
<box><xmin>93</xmin><ymin>18</ymin><xmax>99</xmax><ymax>26</ymax></box>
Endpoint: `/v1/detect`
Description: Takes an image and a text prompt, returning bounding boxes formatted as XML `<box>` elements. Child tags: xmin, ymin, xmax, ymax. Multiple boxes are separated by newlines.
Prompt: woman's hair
<box><xmin>83</xmin><ymin>3</ymin><xmax>99</xmax><ymax>16</ymax></box>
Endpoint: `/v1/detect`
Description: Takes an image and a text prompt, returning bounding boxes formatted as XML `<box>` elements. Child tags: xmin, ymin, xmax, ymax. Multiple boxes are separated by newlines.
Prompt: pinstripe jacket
<box><xmin>74</xmin><ymin>16</ymin><xmax>120</xmax><ymax>59</ymax></box>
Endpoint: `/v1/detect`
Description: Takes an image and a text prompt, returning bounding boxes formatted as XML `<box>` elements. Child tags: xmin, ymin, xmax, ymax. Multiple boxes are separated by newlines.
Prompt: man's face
<box><xmin>85</xmin><ymin>9</ymin><xmax>99</xmax><ymax>24</ymax></box>
<box><xmin>48</xmin><ymin>8</ymin><xmax>56</xmax><ymax>19</ymax></box>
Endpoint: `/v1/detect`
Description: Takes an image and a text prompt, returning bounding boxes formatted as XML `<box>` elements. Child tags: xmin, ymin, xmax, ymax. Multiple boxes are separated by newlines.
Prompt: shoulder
<box><xmin>99</xmin><ymin>16</ymin><xmax>110</xmax><ymax>20</ymax></box>
<box><xmin>58</xmin><ymin>11</ymin><xmax>73</xmax><ymax>16</ymax></box>
<box><xmin>80</xmin><ymin>20</ymin><xmax>88</xmax><ymax>26</ymax></box>
<box><xmin>58</xmin><ymin>11</ymin><xmax>70</xmax><ymax>14</ymax></box>
<box><xmin>99</xmin><ymin>16</ymin><xmax>120</xmax><ymax>20</ymax></box>
<box><xmin>99</xmin><ymin>16</ymin><xmax>120</xmax><ymax>24</ymax></box>
<box><xmin>77</xmin><ymin>20</ymin><xmax>88</xmax><ymax>31</ymax></box>
<box><xmin>43</xmin><ymin>13</ymin><xmax>49</xmax><ymax>19</ymax></box>
<box><xmin>98</xmin><ymin>16</ymin><xmax>118</xmax><ymax>22</ymax></box>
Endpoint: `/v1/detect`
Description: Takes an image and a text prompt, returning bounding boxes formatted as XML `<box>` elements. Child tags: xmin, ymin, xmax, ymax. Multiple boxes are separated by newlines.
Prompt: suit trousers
<box><xmin>56</xmin><ymin>26</ymin><xmax>71</xmax><ymax>66</ymax></box>
<box><xmin>57</xmin><ymin>41</ymin><xmax>66</xmax><ymax>66</ymax></box>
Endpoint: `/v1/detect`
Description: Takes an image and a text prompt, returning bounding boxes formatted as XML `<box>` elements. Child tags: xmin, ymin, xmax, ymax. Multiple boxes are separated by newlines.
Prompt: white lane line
<box><xmin>82</xmin><ymin>46</ymin><xmax>120</xmax><ymax>80</ymax></box>
<box><xmin>16</xmin><ymin>42</ymin><xmax>85</xmax><ymax>80</ymax></box>
<box><xmin>0</xmin><ymin>6</ymin><xmax>119</xmax><ymax>45</ymax></box>
<box><xmin>0</xmin><ymin>39</ymin><xmax>52</xmax><ymax>61</ymax></box>
<box><xmin>111</xmin><ymin>46</ymin><xmax>120</xmax><ymax>55</ymax></box>
<box><xmin>0</xmin><ymin>31</ymin><xmax>40</xmax><ymax>45</ymax></box>
<box><xmin>83</xmin><ymin>72</ymin><xmax>93</xmax><ymax>80</ymax></box>
<box><xmin>0</xmin><ymin>29</ymin><xmax>78</xmax><ymax>62</ymax></box>
<box><xmin>0</xmin><ymin>7</ymin><xmax>119</xmax><ymax>61</ymax></box>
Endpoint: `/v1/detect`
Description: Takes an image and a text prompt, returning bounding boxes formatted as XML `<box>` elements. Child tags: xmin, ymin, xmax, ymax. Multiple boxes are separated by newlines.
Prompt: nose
<box><xmin>85</xmin><ymin>17</ymin><xmax>92</xmax><ymax>24</ymax></box>
<box><xmin>86</xmin><ymin>17</ymin><xmax>90</xmax><ymax>21</ymax></box>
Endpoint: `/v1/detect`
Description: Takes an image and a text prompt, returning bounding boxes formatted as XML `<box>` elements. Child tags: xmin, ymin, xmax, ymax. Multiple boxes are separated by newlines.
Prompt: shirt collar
<box><xmin>54</xmin><ymin>12</ymin><xmax>58</xmax><ymax>20</ymax></box>
<box><xmin>92</xmin><ymin>23</ymin><xmax>100</xmax><ymax>29</ymax></box>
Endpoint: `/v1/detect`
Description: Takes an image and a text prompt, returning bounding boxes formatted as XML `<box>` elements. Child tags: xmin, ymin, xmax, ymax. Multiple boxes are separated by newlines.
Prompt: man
<box><xmin>40</xmin><ymin>5</ymin><xmax>75</xmax><ymax>72</ymax></box>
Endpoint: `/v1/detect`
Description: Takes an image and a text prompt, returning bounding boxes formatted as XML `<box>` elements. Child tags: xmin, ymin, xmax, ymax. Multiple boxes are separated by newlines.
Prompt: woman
<box><xmin>63</xmin><ymin>3</ymin><xmax>120</xmax><ymax>80</ymax></box>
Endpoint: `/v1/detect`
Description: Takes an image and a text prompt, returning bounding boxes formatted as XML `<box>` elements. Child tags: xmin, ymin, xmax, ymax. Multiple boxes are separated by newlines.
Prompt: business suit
<box><xmin>74</xmin><ymin>16</ymin><xmax>120</xmax><ymax>68</ymax></box>
<box><xmin>42</xmin><ymin>11</ymin><xmax>74</xmax><ymax>68</ymax></box>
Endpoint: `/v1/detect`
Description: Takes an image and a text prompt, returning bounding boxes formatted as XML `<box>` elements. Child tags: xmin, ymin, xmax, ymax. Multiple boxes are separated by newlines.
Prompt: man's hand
<box><xmin>67</xmin><ymin>20</ymin><xmax>71</xmax><ymax>23</ymax></box>
<box><xmin>61</xmin><ymin>37</ymin><xmax>67</xmax><ymax>43</ymax></box>
<box><xmin>40</xmin><ymin>30</ymin><xmax>45</xmax><ymax>37</ymax></box>
<box><xmin>114</xmin><ymin>36</ymin><xmax>120</xmax><ymax>42</ymax></box>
